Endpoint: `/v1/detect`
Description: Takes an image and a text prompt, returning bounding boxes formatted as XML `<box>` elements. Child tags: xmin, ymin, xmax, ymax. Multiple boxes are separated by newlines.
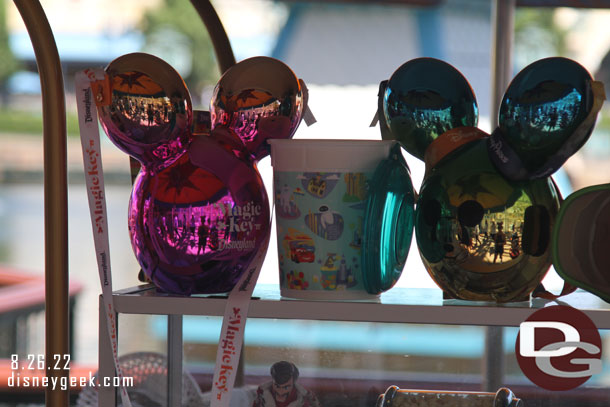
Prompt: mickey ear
<box><xmin>490</xmin><ymin>57</ymin><xmax>606</xmax><ymax>181</ymax></box>
<box><xmin>379</xmin><ymin>58</ymin><xmax>478</xmax><ymax>161</ymax></box>
<box><xmin>98</xmin><ymin>52</ymin><xmax>193</xmax><ymax>172</ymax></box>
<box><xmin>210</xmin><ymin>56</ymin><xmax>306</xmax><ymax>161</ymax></box>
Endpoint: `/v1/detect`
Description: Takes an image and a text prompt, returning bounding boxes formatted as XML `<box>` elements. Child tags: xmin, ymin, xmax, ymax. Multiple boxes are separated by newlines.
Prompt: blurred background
<box><xmin>0</xmin><ymin>0</ymin><xmax>610</xmax><ymax>405</ymax></box>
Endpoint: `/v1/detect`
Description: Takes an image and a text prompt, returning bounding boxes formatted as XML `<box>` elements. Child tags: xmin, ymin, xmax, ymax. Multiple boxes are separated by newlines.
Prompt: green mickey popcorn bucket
<box><xmin>269</xmin><ymin>139</ymin><xmax>415</xmax><ymax>300</ymax></box>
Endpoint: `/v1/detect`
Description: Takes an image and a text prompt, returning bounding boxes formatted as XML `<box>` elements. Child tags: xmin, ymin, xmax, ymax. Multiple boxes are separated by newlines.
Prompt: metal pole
<box><xmin>13</xmin><ymin>1</ymin><xmax>69</xmax><ymax>406</ymax></box>
<box><xmin>167</xmin><ymin>315</ymin><xmax>184</xmax><ymax>407</ymax></box>
<box><xmin>98</xmin><ymin>296</ymin><xmax>117</xmax><ymax>406</ymax></box>
<box><xmin>483</xmin><ymin>0</ymin><xmax>515</xmax><ymax>393</ymax></box>
<box><xmin>189</xmin><ymin>0</ymin><xmax>236</xmax><ymax>73</ymax></box>
<box><xmin>491</xmin><ymin>0</ymin><xmax>516</xmax><ymax>128</ymax></box>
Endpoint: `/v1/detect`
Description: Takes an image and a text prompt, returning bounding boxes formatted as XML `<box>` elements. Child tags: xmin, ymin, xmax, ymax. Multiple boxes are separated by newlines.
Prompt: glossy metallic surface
<box><xmin>381</xmin><ymin>58</ymin><xmax>478</xmax><ymax>160</ymax></box>
<box><xmin>210</xmin><ymin>56</ymin><xmax>305</xmax><ymax>161</ymax></box>
<box><xmin>498</xmin><ymin>57</ymin><xmax>595</xmax><ymax>174</ymax></box>
<box><xmin>415</xmin><ymin>137</ymin><xmax>560</xmax><ymax>302</ymax></box>
<box><xmin>94</xmin><ymin>55</ymin><xmax>290</xmax><ymax>295</ymax></box>
<box><xmin>129</xmin><ymin>131</ymin><xmax>270</xmax><ymax>295</ymax></box>
<box><xmin>98</xmin><ymin>53</ymin><xmax>192</xmax><ymax>173</ymax></box>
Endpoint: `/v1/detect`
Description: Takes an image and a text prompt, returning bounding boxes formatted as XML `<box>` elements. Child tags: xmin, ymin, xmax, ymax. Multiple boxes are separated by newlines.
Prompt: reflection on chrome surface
<box><xmin>98</xmin><ymin>53</ymin><xmax>192</xmax><ymax>173</ymax></box>
<box><xmin>415</xmin><ymin>139</ymin><xmax>561</xmax><ymax>302</ymax></box>
<box><xmin>381</xmin><ymin>57</ymin><xmax>478</xmax><ymax>161</ymax></box>
<box><xmin>497</xmin><ymin>57</ymin><xmax>598</xmax><ymax>175</ymax></box>
<box><xmin>211</xmin><ymin>56</ymin><xmax>305</xmax><ymax>161</ymax></box>
<box><xmin>128</xmin><ymin>139</ymin><xmax>271</xmax><ymax>295</ymax></box>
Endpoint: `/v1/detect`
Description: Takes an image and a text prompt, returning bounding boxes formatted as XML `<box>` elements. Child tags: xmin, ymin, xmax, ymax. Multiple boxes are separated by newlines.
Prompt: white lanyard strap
<box><xmin>75</xmin><ymin>69</ymin><xmax>132</xmax><ymax>407</ymax></box>
<box><xmin>210</xmin><ymin>228</ymin><xmax>270</xmax><ymax>407</ymax></box>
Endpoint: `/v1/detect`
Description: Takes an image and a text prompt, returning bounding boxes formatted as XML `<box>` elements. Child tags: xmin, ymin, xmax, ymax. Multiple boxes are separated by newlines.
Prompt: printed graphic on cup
<box><xmin>275</xmin><ymin>171</ymin><xmax>368</xmax><ymax>294</ymax></box>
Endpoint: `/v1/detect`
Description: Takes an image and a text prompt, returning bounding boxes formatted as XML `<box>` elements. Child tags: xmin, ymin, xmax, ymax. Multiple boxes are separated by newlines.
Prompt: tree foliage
<box><xmin>514</xmin><ymin>9</ymin><xmax>567</xmax><ymax>70</ymax></box>
<box><xmin>139</xmin><ymin>0</ymin><xmax>221</xmax><ymax>104</ymax></box>
<box><xmin>0</xmin><ymin>1</ymin><xmax>19</xmax><ymax>87</ymax></box>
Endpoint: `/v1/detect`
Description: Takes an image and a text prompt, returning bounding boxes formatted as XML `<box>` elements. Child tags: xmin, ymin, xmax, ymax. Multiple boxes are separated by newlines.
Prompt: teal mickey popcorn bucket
<box><xmin>269</xmin><ymin>139</ymin><xmax>416</xmax><ymax>300</ymax></box>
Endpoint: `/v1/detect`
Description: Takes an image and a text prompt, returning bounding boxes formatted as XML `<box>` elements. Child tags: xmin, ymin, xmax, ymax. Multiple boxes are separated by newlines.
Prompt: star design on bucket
<box><xmin>117</xmin><ymin>72</ymin><xmax>146</xmax><ymax>90</ymax></box>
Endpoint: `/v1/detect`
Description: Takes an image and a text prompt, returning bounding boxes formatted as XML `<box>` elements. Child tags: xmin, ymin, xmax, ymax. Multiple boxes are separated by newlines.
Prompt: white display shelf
<box><xmin>112</xmin><ymin>283</ymin><xmax>610</xmax><ymax>329</ymax></box>
<box><xmin>100</xmin><ymin>283</ymin><xmax>610</xmax><ymax>405</ymax></box>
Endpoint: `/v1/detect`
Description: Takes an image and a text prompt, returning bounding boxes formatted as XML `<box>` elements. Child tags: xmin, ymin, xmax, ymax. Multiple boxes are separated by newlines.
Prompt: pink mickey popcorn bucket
<box><xmin>269</xmin><ymin>139</ymin><xmax>416</xmax><ymax>300</ymax></box>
